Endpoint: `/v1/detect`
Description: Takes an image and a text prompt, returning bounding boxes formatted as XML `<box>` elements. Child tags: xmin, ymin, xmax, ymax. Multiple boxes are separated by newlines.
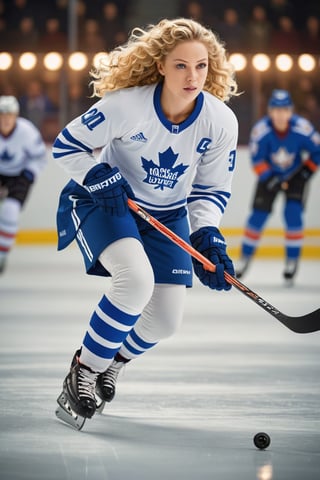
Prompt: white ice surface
<box><xmin>0</xmin><ymin>246</ymin><xmax>320</xmax><ymax>480</ymax></box>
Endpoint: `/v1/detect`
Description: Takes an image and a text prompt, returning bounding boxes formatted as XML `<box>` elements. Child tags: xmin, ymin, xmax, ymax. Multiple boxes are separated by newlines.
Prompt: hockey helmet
<box><xmin>268</xmin><ymin>90</ymin><xmax>293</xmax><ymax>108</ymax></box>
<box><xmin>0</xmin><ymin>95</ymin><xmax>20</xmax><ymax>114</ymax></box>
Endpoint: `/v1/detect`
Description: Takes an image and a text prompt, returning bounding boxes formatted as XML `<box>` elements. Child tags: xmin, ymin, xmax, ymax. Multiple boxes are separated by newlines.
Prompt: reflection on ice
<box><xmin>256</xmin><ymin>458</ymin><xmax>273</xmax><ymax>480</ymax></box>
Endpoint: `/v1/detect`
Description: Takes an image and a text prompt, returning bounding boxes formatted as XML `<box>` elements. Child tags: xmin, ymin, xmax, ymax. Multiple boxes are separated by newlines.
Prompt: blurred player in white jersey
<box><xmin>0</xmin><ymin>95</ymin><xmax>47</xmax><ymax>273</ymax></box>
<box><xmin>52</xmin><ymin>18</ymin><xmax>240</xmax><ymax>423</ymax></box>
<box><xmin>236</xmin><ymin>90</ymin><xmax>320</xmax><ymax>284</ymax></box>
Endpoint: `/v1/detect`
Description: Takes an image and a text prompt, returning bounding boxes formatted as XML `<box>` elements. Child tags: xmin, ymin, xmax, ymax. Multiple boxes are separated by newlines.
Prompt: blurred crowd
<box><xmin>1</xmin><ymin>0</ymin><xmax>320</xmax><ymax>143</ymax></box>
<box><xmin>1</xmin><ymin>0</ymin><xmax>320</xmax><ymax>54</ymax></box>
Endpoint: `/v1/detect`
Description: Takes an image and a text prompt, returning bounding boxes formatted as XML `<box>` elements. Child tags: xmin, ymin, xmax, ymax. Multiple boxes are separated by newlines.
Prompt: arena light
<box><xmin>43</xmin><ymin>52</ymin><xmax>63</xmax><ymax>71</ymax></box>
<box><xmin>298</xmin><ymin>54</ymin><xmax>316</xmax><ymax>72</ymax></box>
<box><xmin>275</xmin><ymin>54</ymin><xmax>293</xmax><ymax>72</ymax></box>
<box><xmin>68</xmin><ymin>52</ymin><xmax>88</xmax><ymax>71</ymax></box>
<box><xmin>252</xmin><ymin>54</ymin><xmax>271</xmax><ymax>72</ymax></box>
<box><xmin>229</xmin><ymin>53</ymin><xmax>247</xmax><ymax>71</ymax></box>
<box><xmin>0</xmin><ymin>52</ymin><xmax>13</xmax><ymax>70</ymax></box>
<box><xmin>19</xmin><ymin>52</ymin><xmax>37</xmax><ymax>70</ymax></box>
<box><xmin>92</xmin><ymin>52</ymin><xmax>108</xmax><ymax>68</ymax></box>
<box><xmin>4</xmin><ymin>51</ymin><xmax>314</xmax><ymax>76</ymax></box>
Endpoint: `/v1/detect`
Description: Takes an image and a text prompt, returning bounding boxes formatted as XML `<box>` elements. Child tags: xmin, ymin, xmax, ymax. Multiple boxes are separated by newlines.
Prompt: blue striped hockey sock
<box><xmin>81</xmin><ymin>295</ymin><xmax>140</xmax><ymax>371</ymax></box>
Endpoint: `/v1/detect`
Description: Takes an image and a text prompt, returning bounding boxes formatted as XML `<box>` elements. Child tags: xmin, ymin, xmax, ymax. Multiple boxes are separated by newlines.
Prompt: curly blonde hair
<box><xmin>90</xmin><ymin>18</ymin><xmax>238</xmax><ymax>102</ymax></box>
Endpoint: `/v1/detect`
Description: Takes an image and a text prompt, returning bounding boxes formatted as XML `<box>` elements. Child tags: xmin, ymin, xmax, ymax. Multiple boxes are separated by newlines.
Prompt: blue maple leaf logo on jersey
<box><xmin>0</xmin><ymin>149</ymin><xmax>14</xmax><ymax>162</ymax></box>
<box><xmin>141</xmin><ymin>147</ymin><xmax>188</xmax><ymax>190</ymax></box>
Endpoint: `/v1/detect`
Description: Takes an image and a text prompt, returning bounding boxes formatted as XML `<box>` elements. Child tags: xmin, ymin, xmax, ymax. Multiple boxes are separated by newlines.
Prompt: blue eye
<box><xmin>198</xmin><ymin>63</ymin><xmax>207</xmax><ymax>69</ymax></box>
<box><xmin>176</xmin><ymin>63</ymin><xmax>186</xmax><ymax>69</ymax></box>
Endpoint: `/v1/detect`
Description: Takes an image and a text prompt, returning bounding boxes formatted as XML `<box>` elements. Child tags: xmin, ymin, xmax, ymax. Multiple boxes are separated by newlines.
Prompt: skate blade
<box><xmin>55</xmin><ymin>392</ymin><xmax>86</xmax><ymax>430</ymax></box>
<box><xmin>95</xmin><ymin>395</ymin><xmax>106</xmax><ymax>414</ymax></box>
<box><xmin>284</xmin><ymin>278</ymin><xmax>294</xmax><ymax>288</ymax></box>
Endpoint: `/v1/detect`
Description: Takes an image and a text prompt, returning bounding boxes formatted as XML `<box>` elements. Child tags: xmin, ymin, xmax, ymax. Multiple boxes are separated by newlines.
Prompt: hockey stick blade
<box><xmin>128</xmin><ymin>199</ymin><xmax>320</xmax><ymax>334</ymax></box>
<box><xmin>223</xmin><ymin>271</ymin><xmax>320</xmax><ymax>334</ymax></box>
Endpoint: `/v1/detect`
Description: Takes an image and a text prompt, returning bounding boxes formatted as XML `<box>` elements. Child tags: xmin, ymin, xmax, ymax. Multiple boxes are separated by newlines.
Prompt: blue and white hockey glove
<box><xmin>83</xmin><ymin>163</ymin><xmax>134</xmax><ymax>216</ymax></box>
<box><xmin>190</xmin><ymin>226</ymin><xmax>234</xmax><ymax>291</ymax></box>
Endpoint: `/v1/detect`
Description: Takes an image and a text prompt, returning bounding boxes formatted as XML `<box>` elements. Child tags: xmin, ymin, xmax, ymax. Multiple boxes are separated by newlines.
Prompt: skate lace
<box><xmin>78</xmin><ymin>366</ymin><xmax>98</xmax><ymax>400</ymax></box>
<box><xmin>102</xmin><ymin>362</ymin><xmax>124</xmax><ymax>388</ymax></box>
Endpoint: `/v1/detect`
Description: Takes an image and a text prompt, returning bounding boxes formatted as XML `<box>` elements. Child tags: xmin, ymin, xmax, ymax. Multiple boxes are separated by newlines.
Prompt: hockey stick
<box><xmin>128</xmin><ymin>199</ymin><xmax>320</xmax><ymax>334</ymax></box>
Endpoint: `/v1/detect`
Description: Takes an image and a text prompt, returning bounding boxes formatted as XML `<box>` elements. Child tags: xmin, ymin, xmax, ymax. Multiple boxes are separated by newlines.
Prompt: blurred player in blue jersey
<box><xmin>0</xmin><ymin>95</ymin><xmax>47</xmax><ymax>273</ymax></box>
<box><xmin>52</xmin><ymin>18</ymin><xmax>240</xmax><ymax>422</ymax></box>
<box><xmin>236</xmin><ymin>89</ymin><xmax>320</xmax><ymax>284</ymax></box>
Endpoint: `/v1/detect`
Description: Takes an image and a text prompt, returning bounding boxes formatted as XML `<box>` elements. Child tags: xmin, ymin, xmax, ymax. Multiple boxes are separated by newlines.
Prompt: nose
<box><xmin>186</xmin><ymin>67</ymin><xmax>197</xmax><ymax>82</ymax></box>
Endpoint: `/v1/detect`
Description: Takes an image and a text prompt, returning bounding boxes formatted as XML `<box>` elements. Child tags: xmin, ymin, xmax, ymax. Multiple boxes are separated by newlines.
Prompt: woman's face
<box><xmin>158</xmin><ymin>40</ymin><xmax>208</xmax><ymax>103</ymax></box>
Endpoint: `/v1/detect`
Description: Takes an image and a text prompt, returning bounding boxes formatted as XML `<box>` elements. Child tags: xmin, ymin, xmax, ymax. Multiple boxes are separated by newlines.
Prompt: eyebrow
<box><xmin>173</xmin><ymin>58</ymin><xmax>208</xmax><ymax>63</ymax></box>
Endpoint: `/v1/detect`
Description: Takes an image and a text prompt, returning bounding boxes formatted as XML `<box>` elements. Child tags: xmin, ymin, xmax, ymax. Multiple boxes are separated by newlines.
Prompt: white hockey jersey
<box><xmin>0</xmin><ymin>117</ymin><xmax>47</xmax><ymax>177</ymax></box>
<box><xmin>52</xmin><ymin>83</ymin><xmax>238</xmax><ymax>232</ymax></box>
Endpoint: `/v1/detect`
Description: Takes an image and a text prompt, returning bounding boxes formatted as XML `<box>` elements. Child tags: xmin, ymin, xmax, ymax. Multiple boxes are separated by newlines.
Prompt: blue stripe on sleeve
<box><xmin>52</xmin><ymin>128</ymin><xmax>93</xmax><ymax>159</ymax></box>
<box><xmin>187</xmin><ymin>195</ymin><xmax>225</xmax><ymax>213</ymax></box>
<box><xmin>61</xmin><ymin>128</ymin><xmax>93</xmax><ymax>152</ymax></box>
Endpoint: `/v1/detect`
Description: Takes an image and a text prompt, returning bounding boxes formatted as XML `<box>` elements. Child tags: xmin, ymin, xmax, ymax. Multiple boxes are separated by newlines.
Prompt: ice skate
<box><xmin>95</xmin><ymin>354</ymin><xmax>128</xmax><ymax>409</ymax></box>
<box><xmin>55</xmin><ymin>391</ymin><xmax>87</xmax><ymax>430</ymax></box>
<box><xmin>235</xmin><ymin>255</ymin><xmax>251</xmax><ymax>279</ymax></box>
<box><xmin>283</xmin><ymin>259</ymin><xmax>298</xmax><ymax>286</ymax></box>
<box><xmin>55</xmin><ymin>349</ymin><xmax>99</xmax><ymax>430</ymax></box>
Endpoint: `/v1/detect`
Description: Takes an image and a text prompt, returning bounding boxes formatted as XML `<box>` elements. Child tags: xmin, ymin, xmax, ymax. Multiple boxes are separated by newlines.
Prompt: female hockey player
<box><xmin>236</xmin><ymin>89</ymin><xmax>320</xmax><ymax>284</ymax></box>
<box><xmin>0</xmin><ymin>95</ymin><xmax>47</xmax><ymax>273</ymax></box>
<box><xmin>53</xmin><ymin>17</ymin><xmax>239</xmax><ymax>424</ymax></box>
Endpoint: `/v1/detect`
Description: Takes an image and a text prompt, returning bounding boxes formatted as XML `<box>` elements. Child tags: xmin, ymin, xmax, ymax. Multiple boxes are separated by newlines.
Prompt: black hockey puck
<box><xmin>253</xmin><ymin>432</ymin><xmax>271</xmax><ymax>450</ymax></box>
